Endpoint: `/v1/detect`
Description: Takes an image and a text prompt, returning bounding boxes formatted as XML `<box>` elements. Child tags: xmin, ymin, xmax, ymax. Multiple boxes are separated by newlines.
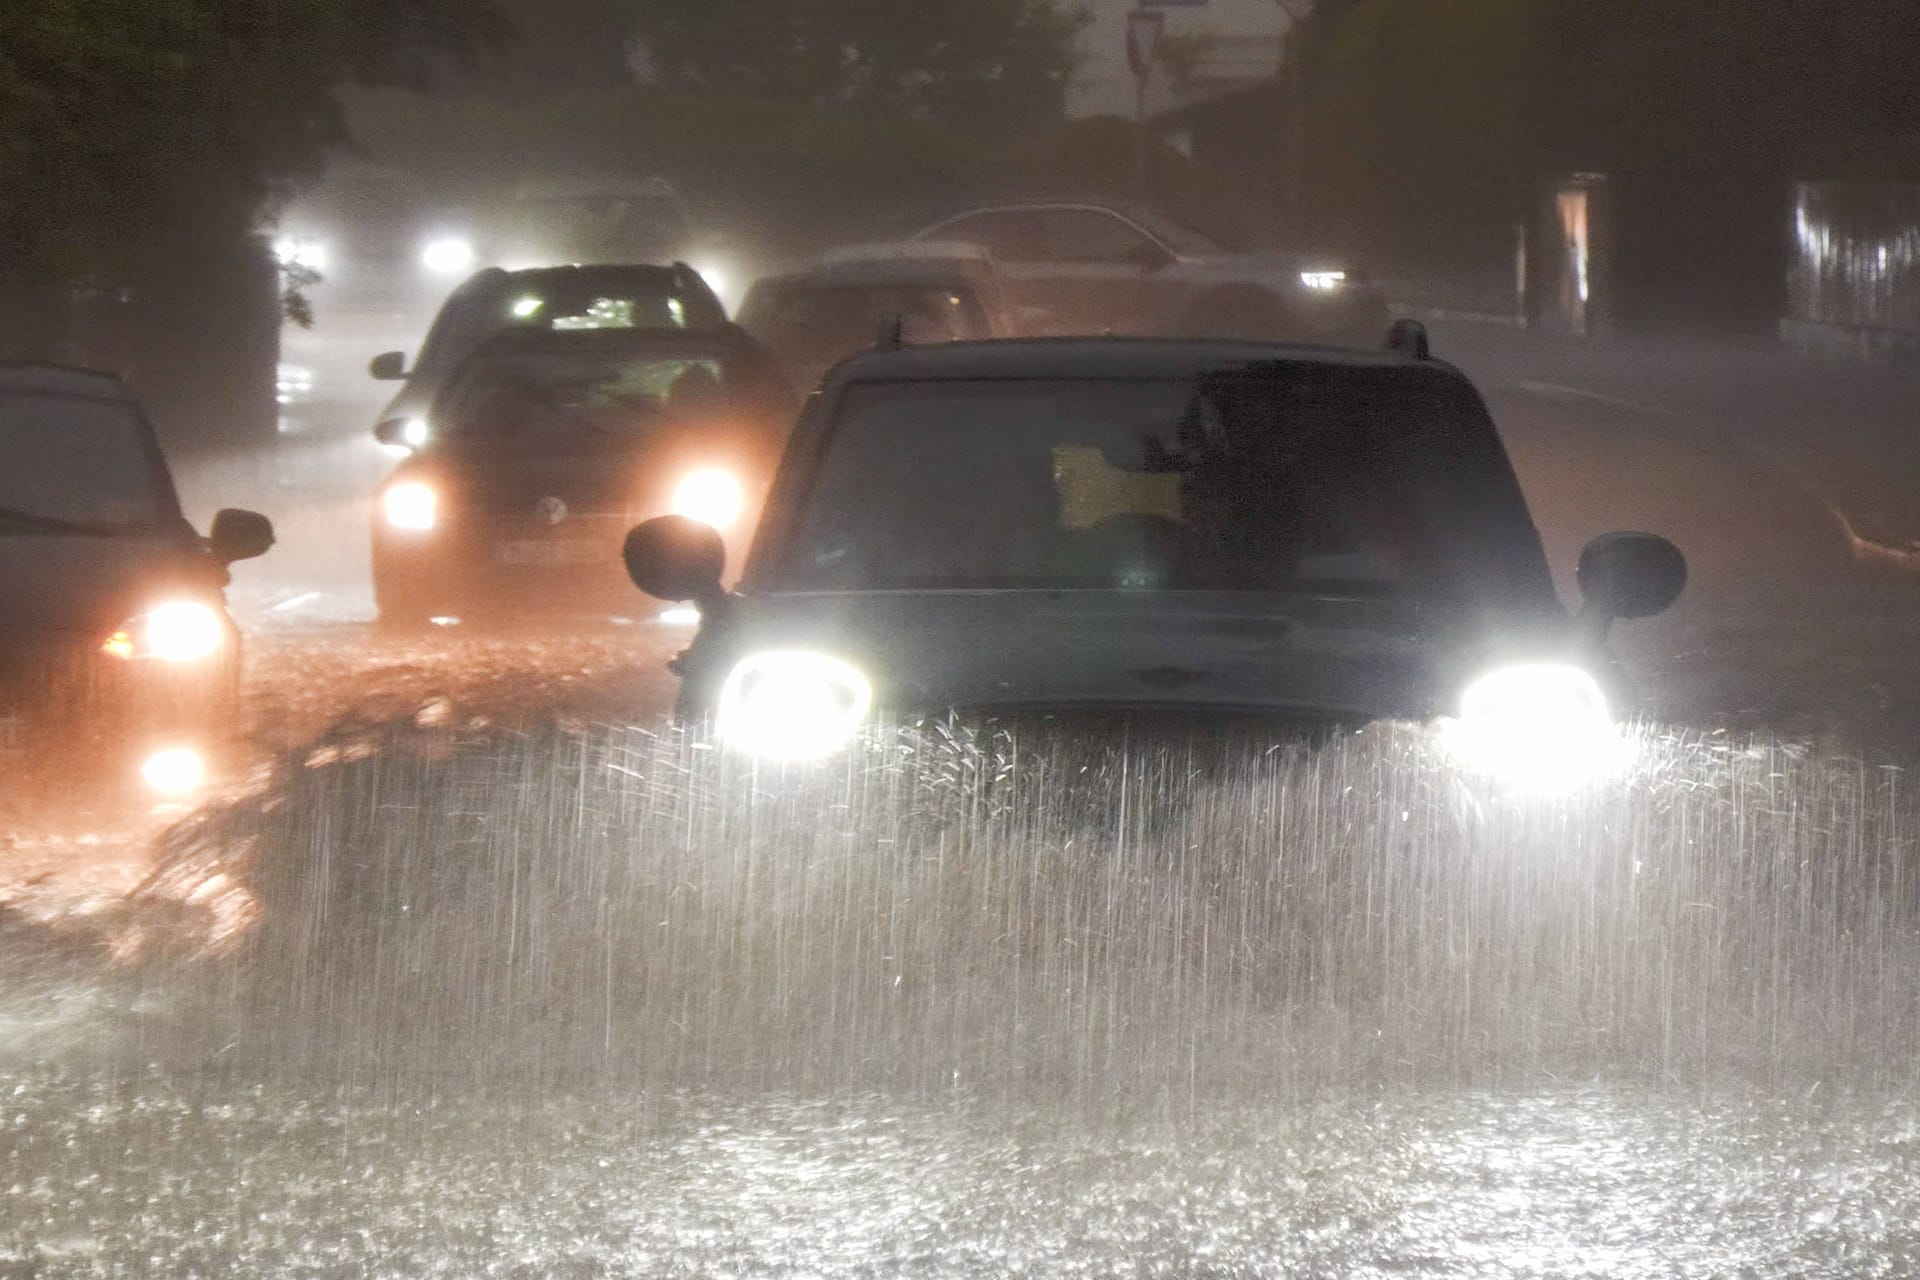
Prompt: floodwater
<box><xmin>6</xmin><ymin>720</ymin><xmax>1919</xmax><ymax>1275</ymax></box>
<box><xmin>5</xmin><ymin>317</ymin><xmax>1920</xmax><ymax>1274</ymax></box>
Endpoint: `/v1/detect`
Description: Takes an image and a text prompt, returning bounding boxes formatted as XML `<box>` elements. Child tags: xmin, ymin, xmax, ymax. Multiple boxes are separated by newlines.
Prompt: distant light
<box><xmin>429</xmin><ymin>616</ymin><xmax>461</xmax><ymax>628</ymax></box>
<box><xmin>671</xmin><ymin>467</ymin><xmax>745</xmax><ymax>530</ymax></box>
<box><xmin>421</xmin><ymin>236</ymin><xmax>476</xmax><ymax>275</ymax></box>
<box><xmin>273</xmin><ymin>236</ymin><xmax>328</xmax><ymax>273</ymax></box>
<box><xmin>401</xmin><ymin>417</ymin><xmax>430</xmax><ymax>448</ymax></box>
<box><xmin>657</xmin><ymin>606</ymin><xmax>702</xmax><ymax>627</ymax></box>
<box><xmin>140</xmin><ymin>747</ymin><xmax>206</xmax><ymax>797</ymax></box>
<box><xmin>1300</xmin><ymin>270</ymin><xmax>1348</xmax><ymax>291</ymax></box>
<box><xmin>689</xmin><ymin>259</ymin><xmax>732</xmax><ymax>305</ymax></box>
<box><xmin>510</xmin><ymin>295</ymin><xmax>544</xmax><ymax>319</ymax></box>
<box><xmin>383</xmin><ymin>482</ymin><xmax>438</xmax><ymax>531</ymax></box>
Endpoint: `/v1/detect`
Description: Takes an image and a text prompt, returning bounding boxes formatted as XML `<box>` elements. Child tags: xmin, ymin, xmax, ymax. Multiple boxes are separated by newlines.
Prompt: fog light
<box><xmin>140</xmin><ymin>747</ymin><xmax>206</xmax><ymax>796</ymax></box>
<box><xmin>717</xmin><ymin>651</ymin><xmax>873</xmax><ymax>761</ymax></box>
<box><xmin>383</xmin><ymin>482</ymin><xmax>438</xmax><ymax>531</ymax></box>
<box><xmin>1444</xmin><ymin>662</ymin><xmax>1625</xmax><ymax>792</ymax></box>
<box><xmin>672</xmin><ymin>468</ymin><xmax>744</xmax><ymax>530</ymax></box>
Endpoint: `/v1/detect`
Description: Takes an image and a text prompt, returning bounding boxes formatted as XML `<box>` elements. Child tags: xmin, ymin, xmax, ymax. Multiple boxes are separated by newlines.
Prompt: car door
<box><xmin>919</xmin><ymin>211</ymin><xmax>1054</xmax><ymax>333</ymax></box>
<box><xmin>1028</xmin><ymin>208</ymin><xmax>1176</xmax><ymax>336</ymax></box>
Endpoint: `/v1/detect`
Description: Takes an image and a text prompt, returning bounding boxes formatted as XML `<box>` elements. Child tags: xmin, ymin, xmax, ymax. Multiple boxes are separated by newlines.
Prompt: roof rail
<box><xmin>1386</xmin><ymin>319</ymin><xmax>1431</xmax><ymax>360</ymax></box>
<box><xmin>875</xmin><ymin>312</ymin><xmax>906</xmax><ymax>352</ymax></box>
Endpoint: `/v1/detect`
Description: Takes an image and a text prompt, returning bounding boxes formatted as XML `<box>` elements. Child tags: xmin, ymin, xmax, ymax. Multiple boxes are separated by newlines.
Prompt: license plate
<box><xmin>493</xmin><ymin>539</ymin><xmax>603</xmax><ymax>567</ymax></box>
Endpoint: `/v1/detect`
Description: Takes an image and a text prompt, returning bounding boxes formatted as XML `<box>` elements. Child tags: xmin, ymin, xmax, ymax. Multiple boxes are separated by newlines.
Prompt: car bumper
<box><xmin>0</xmin><ymin>645</ymin><xmax>239</xmax><ymax>807</ymax></box>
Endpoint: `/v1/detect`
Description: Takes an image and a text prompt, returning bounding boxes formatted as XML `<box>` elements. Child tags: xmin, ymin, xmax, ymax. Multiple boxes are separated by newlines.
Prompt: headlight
<box><xmin>421</xmin><ymin>236</ymin><xmax>476</xmax><ymax>275</ymax></box>
<box><xmin>140</xmin><ymin>746</ymin><xmax>207</xmax><ymax>797</ymax></box>
<box><xmin>102</xmin><ymin>601</ymin><xmax>227</xmax><ymax>663</ymax></box>
<box><xmin>672</xmin><ymin>467</ymin><xmax>745</xmax><ymax>530</ymax></box>
<box><xmin>383</xmin><ymin>482</ymin><xmax>438</xmax><ymax>531</ymax></box>
<box><xmin>1300</xmin><ymin>270</ymin><xmax>1349</xmax><ymax>291</ymax></box>
<box><xmin>1443</xmin><ymin>662</ymin><xmax>1624</xmax><ymax>792</ymax></box>
<box><xmin>716</xmin><ymin>651</ymin><xmax>873</xmax><ymax>761</ymax></box>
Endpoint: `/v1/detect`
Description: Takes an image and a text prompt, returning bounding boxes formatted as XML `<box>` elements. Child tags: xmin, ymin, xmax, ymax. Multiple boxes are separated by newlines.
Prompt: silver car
<box><xmin>913</xmin><ymin>201</ymin><xmax>1387</xmax><ymax>346</ymax></box>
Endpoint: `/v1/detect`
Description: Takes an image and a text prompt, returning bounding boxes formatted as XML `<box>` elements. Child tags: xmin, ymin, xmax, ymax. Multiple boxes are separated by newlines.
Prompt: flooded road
<box><xmin>8</xmin><ymin>1081</ymin><xmax>1917</xmax><ymax>1277</ymax></box>
<box><xmin>4</xmin><ymin>322</ymin><xmax>1920</xmax><ymax>1276</ymax></box>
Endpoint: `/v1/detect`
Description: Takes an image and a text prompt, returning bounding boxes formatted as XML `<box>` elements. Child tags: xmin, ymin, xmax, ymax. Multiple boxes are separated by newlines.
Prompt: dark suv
<box><xmin>621</xmin><ymin>333</ymin><xmax>1685</xmax><ymax>790</ymax></box>
<box><xmin>0</xmin><ymin>365</ymin><xmax>274</xmax><ymax>810</ymax></box>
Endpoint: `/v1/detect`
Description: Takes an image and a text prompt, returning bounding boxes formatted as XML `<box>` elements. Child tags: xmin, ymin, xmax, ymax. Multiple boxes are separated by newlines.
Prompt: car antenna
<box><xmin>875</xmin><ymin>312</ymin><xmax>906</xmax><ymax>352</ymax></box>
<box><xmin>1386</xmin><ymin>319</ymin><xmax>1431</xmax><ymax>360</ymax></box>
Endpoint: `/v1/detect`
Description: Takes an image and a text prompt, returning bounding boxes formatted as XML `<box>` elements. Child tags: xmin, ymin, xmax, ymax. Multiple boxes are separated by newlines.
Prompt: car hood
<box><xmin>0</xmin><ymin>531</ymin><xmax>215</xmax><ymax>645</ymax></box>
<box><xmin>688</xmin><ymin>590</ymin><xmax>1570</xmax><ymax>724</ymax></box>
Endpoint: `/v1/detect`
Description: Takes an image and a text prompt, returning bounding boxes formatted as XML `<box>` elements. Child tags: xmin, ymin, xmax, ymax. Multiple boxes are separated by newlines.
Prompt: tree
<box><xmin>0</xmin><ymin>0</ymin><xmax>506</xmax><ymax>336</ymax></box>
<box><xmin>628</xmin><ymin>0</ymin><xmax>1088</xmax><ymax>140</ymax></box>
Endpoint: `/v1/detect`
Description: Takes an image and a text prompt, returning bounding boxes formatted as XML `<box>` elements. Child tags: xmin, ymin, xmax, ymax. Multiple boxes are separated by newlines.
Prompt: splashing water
<box><xmin>102</xmin><ymin>717</ymin><xmax>1916</xmax><ymax>1097</ymax></box>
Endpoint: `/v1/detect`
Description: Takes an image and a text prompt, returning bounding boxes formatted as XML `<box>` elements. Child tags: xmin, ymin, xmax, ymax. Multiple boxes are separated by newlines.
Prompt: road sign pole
<box><xmin>1127</xmin><ymin>9</ymin><xmax>1166</xmax><ymax>202</ymax></box>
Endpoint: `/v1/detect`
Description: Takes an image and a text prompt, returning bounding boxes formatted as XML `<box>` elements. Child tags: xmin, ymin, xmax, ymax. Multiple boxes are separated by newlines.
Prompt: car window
<box><xmin>776</xmin><ymin>369</ymin><xmax>1550</xmax><ymax>601</ymax></box>
<box><xmin>928</xmin><ymin>211</ymin><xmax>1045</xmax><ymax>262</ymax></box>
<box><xmin>0</xmin><ymin>392</ymin><xmax>164</xmax><ymax>529</ymax></box>
<box><xmin>434</xmin><ymin>347</ymin><xmax>732</xmax><ymax>441</ymax></box>
<box><xmin>1036</xmin><ymin>209</ymin><xmax>1162</xmax><ymax>265</ymax></box>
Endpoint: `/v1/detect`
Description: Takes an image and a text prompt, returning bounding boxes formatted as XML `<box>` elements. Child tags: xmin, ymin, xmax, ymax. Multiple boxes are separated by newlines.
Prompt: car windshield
<box><xmin>0</xmin><ymin>392</ymin><xmax>163</xmax><ymax>530</ymax></box>
<box><xmin>760</xmin><ymin>284</ymin><xmax>989</xmax><ymax>367</ymax></box>
<box><xmin>776</xmin><ymin>369</ymin><xmax>1549</xmax><ymax>600</ymax></box>
<box><xmin>434</xmin><ymin>346</ymin><xmax>732</xmax><ymax>441</ymax></box>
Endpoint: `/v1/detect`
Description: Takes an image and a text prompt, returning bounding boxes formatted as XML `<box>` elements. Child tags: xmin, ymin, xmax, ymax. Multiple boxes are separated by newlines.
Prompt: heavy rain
<box><xmin>4</xmin><ymin>1</ymin><xmax>1920</xmax><ymax>1275</ymax></box>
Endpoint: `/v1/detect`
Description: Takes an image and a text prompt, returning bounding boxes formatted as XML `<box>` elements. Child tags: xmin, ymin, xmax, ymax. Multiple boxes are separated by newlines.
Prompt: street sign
<box><xmin>1126</xmin><ymin>10</ymin><xmax>1166</xmax><ymax>81</ymax></box>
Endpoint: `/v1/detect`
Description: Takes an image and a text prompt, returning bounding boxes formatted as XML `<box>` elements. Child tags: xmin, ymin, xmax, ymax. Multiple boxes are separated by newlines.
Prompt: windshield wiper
<box><xmin>0</xmin><ymin>506</ymin><xmax>125</xmax><ymax>535</ymax></box>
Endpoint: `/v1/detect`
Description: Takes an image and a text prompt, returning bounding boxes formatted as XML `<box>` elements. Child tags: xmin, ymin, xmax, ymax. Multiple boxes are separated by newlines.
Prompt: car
<box><xmin>735</xmin><ymin>243</ymin><xmax>1015</xmax><ymax>391</ymax></box>
<box><xmin>619</xmin><ymin>329</ymin><xmax>1687</xmax><ymax>789</ymax></box>
<box><xmin>912</xmin><ymin>200</ymin><xmax>1389</xmax><ymax>347</ymax></box>
<box><xmin>0</xmin><ymin>365</ymin><xmax>275</xmax><ymax>809</ymax></box>
<box><xmin>365</xmin><ymin>262</ymin><xmax>729</xmax><ymax>453</ymax></box>
<box><xmin>371</xmin><ymin>325</ymin><xmax>796</xmax><ymax>627</ymax></box>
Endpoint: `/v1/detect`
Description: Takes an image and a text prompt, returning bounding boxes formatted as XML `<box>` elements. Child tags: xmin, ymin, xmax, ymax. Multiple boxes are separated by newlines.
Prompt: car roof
<box><xmin>495</xmin><ymin>263</ymin><xmax>692</xmax><ymax>290</ymax></box>
<box><xmin>0</xmin><ymin>362</ymin><xmax>133</xmax><ymax>399</ymax></box>
<box><xmin>823</xmin><ymin>337</ymin><xmax>1459</xmax><ymax>384</ymax></box>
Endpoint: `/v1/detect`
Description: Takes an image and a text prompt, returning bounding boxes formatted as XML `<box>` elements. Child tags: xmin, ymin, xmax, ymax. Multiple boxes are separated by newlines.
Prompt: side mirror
<box><xmin>369</xmin><ymin>351</ymin><xmax>409</xmax><ymax>381</ymax></box>
<box><xmin>1577</xmin><ymin>532</ymin><xmax>1685</xmax><ymax>630</ymax></box>
<box><xmin>624</xmin><ymin>515</ymin><xmax>726</xmax><ymax>609</ymax></box>
<box><xmin>209</xmin><ymin>508</ymin><xmax>276</xmax><ymax>564</ymax></box>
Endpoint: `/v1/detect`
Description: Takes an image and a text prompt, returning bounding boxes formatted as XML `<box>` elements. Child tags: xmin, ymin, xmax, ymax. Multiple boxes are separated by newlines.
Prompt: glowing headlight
<box><xmin>421</xmin><ymin>236</ymin><xmax>476</xmax><ymax>275</ymax></box>
<box><xmin>140</xmin><ymin>746</ymin><xmax>207</xmax><ymax>796</ymax></box>
<box><xmin>1300</xmin><ymin>270</ymin><xmax>1349</xmax><ymax>291</ymax></box>
<box><xmin>672</xmin><ymin>468</ymin><xmax>745</xmax><ymax>530</ymax></box>
<box><xmin>1444</xmin><ymin>662</ymin><xmax>1625</xmax><ymax>792</ymax></box>
<box><xmin>716</xmin><ymin>651</ymin><xmax>873</xmax><ymax>761</ymax></box>
<box><xmin>273</xmin><ymin>236</ymin><xmax>328</xmax><ymax>273</ymax></box>
<box><xmin>102</xmin><ymin>601</ymin><xmax>227</xmax><ymax>663</ymax></box>
<box><xmin>383</xmin><ymin>482</ymin><xmax>438</xmax><ymax>531</ymax></box>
